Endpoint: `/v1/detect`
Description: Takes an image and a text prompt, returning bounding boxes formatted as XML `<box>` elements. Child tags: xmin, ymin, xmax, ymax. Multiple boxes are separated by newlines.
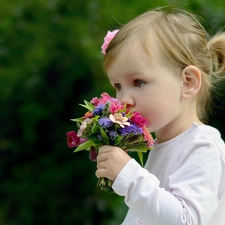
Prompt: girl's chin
<box><xmin>147</xmin><ymin>126</ymin><xmax>156</xmax><ymax>133</ymax></box>
<box><xmin>148</xmin><ymin>124</ymin><xmax>162</xmax><ymax>133</ymax></box>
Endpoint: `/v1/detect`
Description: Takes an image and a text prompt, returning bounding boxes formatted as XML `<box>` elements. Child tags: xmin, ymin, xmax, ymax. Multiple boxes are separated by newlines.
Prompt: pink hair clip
<box><xmin>101</xmin><ymin>29</ymin><xmax>119</xmax><ymax>55</ymax></box>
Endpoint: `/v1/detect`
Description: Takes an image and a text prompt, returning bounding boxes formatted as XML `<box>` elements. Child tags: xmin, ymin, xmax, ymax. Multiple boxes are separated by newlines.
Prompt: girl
<box><xmin>96</xmin><ymin>7</ymin><xmax>225</xmax><ymax>225</ymax></box>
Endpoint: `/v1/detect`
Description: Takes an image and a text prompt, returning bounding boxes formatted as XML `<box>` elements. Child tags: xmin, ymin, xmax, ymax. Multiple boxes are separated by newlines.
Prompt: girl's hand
<box><xmin>96</xmin><ymin>145</ymin><xmax>131</xmax><ymax>181</ymax></box>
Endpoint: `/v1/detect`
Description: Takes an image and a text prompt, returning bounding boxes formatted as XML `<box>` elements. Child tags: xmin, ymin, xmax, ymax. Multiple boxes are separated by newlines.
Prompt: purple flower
<box><xmin>119</xmin><ymin>123</ymin><xmax>143</xmax><ymax>136</ymax></box>
<box><xmin>98</xmin><ymin>118</ymin><xmax>113</xmax><ymax>129</ymax></box>
<box><xmin>97</xmin><ymin>134</ymin><xmax>103</xmax><ymax>141</ymax></box>
<box><xmin>92</xmin><ymin>104</ymin><xmax>105</xmax><ymax>115</ymax></box>
<box><xmin>108</xmin><ymin>129</ymin><xmax>118</xmax><ymax>140</ymax></box>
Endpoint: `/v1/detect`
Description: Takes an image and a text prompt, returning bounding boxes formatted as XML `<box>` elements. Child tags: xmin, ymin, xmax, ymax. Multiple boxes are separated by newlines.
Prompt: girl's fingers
<box><xmin>95</xmin><ymin>168</ymin><xmax>106</xmax><ymax>178</ymax></box>
<box><xmin>96</xmin><ymin>152</ymin><xmax>107</xmax><ymax>163</ymax></box>
<box><xmin>97</xmin><ymin>145</ymin><xmax>113</xmax><ymax>162</ymax></box>
<box><xmin>96</xmin><ymin>145</ymin><xmax>131</xmax><ymax>181</ymax></box>
<box><xmin>98</xmin><ymin>145</ymin><xmax>112</xmax><ymax>153</ymax></box>
<box><xmin>96</xmin><ymin>161</ymin><xmax>106</xmax><ymax>169</ymax></box>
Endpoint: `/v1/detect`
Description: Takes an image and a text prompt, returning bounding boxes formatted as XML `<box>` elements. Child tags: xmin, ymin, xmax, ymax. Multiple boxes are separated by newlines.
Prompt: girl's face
<box><xmin>107</xmin><ymin>48</ymin><xmax>188</xmax><ymax>141</ymax></box>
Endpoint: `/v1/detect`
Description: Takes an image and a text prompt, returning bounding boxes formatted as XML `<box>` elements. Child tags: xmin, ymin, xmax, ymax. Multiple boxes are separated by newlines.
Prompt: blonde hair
<box><xmin>103</xmin><ymin>7</ymin><xmax>225</xmax><ymax>122</ymax></box>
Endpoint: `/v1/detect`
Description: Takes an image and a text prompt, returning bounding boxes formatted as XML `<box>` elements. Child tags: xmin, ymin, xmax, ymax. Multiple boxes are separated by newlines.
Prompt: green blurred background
<box><xmin>1</xmin><ymin>0</ymin><xmax>225</xmax><ymax>224</ymax></box>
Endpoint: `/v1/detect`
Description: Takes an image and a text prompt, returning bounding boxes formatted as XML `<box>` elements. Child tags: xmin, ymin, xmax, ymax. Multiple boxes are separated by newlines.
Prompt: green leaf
<box><xmin>114</xmin><ymin>135</ymin><xmax>124</xmax><ymax>146</ymax></box>
<box><xmin>99</xmin><ymin>127</ymin><xmax>109</xmax><ymax>145</ymax></box>
<box><xmin>79</xmin><ymin>100</ymin><xmax>94</xmax><ymax>112</ymax></box>
<box><xmin>70</xmin><ymin>118</ymin><xmax>83</xmax><ymax>123</ymax></box>
<box><xmin>85</xmin><ymin>100</ymin><xmax>95</xmax><ymax>109</ymax></box>
<box><xmin>73</xmin><ymin>140</ymin><xmax>94</xmax><ymax>152</ymax></box>
<box><xmin>124</xmin><ymin>144</ymin><xmax>151</xmax><ymax>152</ymax></box>
<box><xmin>137</xmin><ymin>152</ymin><xmax>144</xmax><ymax>167</ymax></box>
<box><xmin>91</xmin><ymin>122</ymin><xmax>99</xmax><ymax>134</ymax></box>
<box><xmin>122</xmin><ymin>135</ymin><xmax>144</xmax><ymax>146</ymax></box>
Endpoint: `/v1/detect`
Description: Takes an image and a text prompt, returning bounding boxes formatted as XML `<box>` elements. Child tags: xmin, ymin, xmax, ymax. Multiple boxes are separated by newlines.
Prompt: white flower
<box><xmin>109</xmin><ymin>113</ymin><xmax>130</xmax><ymax>128</ymax></box>
<box><xmin>77</xmin><ymin>118</ymin><xmax>92</xmax><ymax>137</ymax></box>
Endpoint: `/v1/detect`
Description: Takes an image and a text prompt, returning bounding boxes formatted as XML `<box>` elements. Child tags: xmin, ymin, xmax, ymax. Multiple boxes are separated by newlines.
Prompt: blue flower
<box><xmin>98</xmin><ymin>118</ymin><xmax>113</xmax><ymax>129</ymax></box>
<box><xmin>92</xmin><ymin>104</ymin><xmax>105</xmax><ymax>116</ymax></box>
<box><xmin>97</xmin><ymin>134</ymin><xmax>103</xmax><ymax>141</ymax></box>
<box><xmin>119</xmin><ymin>123</ymin><xmax>142</xmax><ymax>136</ymax></box>
<box><xmin>108</xmin><ymin>129</ymin><xmax>118</xmax><ymax>140</ymax></box>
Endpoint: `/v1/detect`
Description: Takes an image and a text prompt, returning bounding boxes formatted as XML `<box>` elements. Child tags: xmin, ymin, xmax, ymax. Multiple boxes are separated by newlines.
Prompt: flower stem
<box><xmin>97</xmin><ymin>177</ymin><xmax>114</xmax><ymax>193</ymax></box>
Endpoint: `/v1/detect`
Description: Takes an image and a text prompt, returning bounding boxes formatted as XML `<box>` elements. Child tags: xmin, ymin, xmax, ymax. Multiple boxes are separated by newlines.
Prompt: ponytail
<box><xmin>208</xmin><ymin>32</ymin><xmax>225</xmax><ymax>77</ymax></box>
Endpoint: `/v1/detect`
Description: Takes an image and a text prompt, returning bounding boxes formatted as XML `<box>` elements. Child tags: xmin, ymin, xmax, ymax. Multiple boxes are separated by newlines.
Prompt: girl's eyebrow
<box><xmin>109</xmin><ymin>71</ymin><xmax>144</xmax><ymax>79</ymax></box>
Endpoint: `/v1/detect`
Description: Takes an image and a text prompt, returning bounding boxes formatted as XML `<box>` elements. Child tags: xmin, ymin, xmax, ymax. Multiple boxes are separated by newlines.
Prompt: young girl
<box><xmin>96</xmin><ymin>7</ymin><xmax>225</xmax><ymax>225</ymax></box>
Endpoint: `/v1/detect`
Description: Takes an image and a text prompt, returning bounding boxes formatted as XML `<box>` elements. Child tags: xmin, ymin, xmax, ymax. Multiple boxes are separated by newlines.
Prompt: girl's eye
<box><xmin>134</xmin><ymin>80</ymin><xmax>145</xmax><ymax>87</ymax></box>
<box><xmin>114</xmin><ymin>83</ymin><xmax>122</xmax><ymax>91</ymax></box>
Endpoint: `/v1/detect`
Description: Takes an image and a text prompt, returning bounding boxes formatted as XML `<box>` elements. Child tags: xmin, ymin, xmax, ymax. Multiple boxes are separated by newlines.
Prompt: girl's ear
<box><xmin>181</xmin><ymin>65</ymin><xmax>201</xmax><ymax>99</ymax></box>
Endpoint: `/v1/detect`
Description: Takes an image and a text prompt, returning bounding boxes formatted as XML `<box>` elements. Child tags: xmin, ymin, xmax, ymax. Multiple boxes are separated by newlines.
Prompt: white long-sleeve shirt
<box><xmin>113</xmin><ymin>123</ymin><xmax>225</xmax><ymax>225</ymax></box>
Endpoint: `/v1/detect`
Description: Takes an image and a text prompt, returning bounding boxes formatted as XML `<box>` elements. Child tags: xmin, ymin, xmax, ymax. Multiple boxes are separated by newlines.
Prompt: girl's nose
<box><xmin>119</xmin><ymin>92</ymin><xmax>135</xmax><ymax>110</ymax></box>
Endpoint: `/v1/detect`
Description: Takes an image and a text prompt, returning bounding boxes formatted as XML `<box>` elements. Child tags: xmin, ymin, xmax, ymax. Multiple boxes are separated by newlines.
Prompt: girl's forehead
<box><xmin>107</xmin><ymin>48</ymin><xmax>159</xmax><ymax>80</ymax></box>
<box><xmin>107</xmin><ymin>43</ymin><xmax>162</xmax><ymax>73</ymax></box>
<box><xmin>107</xmin><ymin>48</ymin><xmax>144</xmax><ymax>73</ymax></box>
<box><xmin>107</xmin><ymin>41</ymin><xmax>181</xmax><ymax>81</ymax></box>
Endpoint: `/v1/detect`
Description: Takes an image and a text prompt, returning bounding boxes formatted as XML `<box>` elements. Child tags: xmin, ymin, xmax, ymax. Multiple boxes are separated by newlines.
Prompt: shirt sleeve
<box><xmin>112</xmin><ymin>140</ymin><xmax>225</xmax><ymax>225</ymax></box>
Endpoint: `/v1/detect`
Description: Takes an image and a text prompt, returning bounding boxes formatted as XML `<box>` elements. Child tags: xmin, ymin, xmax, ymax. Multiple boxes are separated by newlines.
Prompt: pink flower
<box><xmin>90</xmin><ymin>97</ymin><xmax>99</xmax><ymax>107</ymax></box>
<box><xmin>110</xmin><ymin>101</ymin><xmax>124</xmax><ymax>113</ymax></box>
<box><xmin>99</xmin><ymin>92</ymin><xmax>112</xmax><ymax>104</ymax></box>
<box><xmin>90</xmin><ymin>92</ymin><xmax>116</xmax><ymax>107</ymax></box>
<box><xmin>101</xmin><ymin>29</ymin><xmax>119</xmax><ymax>54</ymax></box>
<box><xmin>89</xmin><ymin>146</ymin><xmax>98</xmax><ymax>162</ymax></box>
<box><xmin>131</xmin><ymin>112</ymin><xmax>149</xmax><ymax>127</ymax></box>
<box><xmin>66</xmin><ymin>130</ymin><xmax>87</xmax><ymax>148</ymax></box>
<box><xmin>90</xmin><ymin>92</ymin><xmax>110</xmax><ymax>106</ymax></box>
<box><xmin>142</xmin><ymin>126</ymin><xmax>154</xmax><ymax>147</ymax></box>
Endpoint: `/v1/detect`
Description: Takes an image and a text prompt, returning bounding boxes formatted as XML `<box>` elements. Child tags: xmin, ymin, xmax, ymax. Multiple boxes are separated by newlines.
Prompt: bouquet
<box><xmin>66</xmin><ymin>92</ymin><xmax>154</xmax><ymax>193</ymax></box>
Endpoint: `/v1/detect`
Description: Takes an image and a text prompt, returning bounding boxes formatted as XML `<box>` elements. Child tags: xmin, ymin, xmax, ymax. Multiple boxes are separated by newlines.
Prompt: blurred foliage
<box><xmin>0</xmin><ymin>0</ymin><xmax>225</xmax><ymax>224</ymax></box>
